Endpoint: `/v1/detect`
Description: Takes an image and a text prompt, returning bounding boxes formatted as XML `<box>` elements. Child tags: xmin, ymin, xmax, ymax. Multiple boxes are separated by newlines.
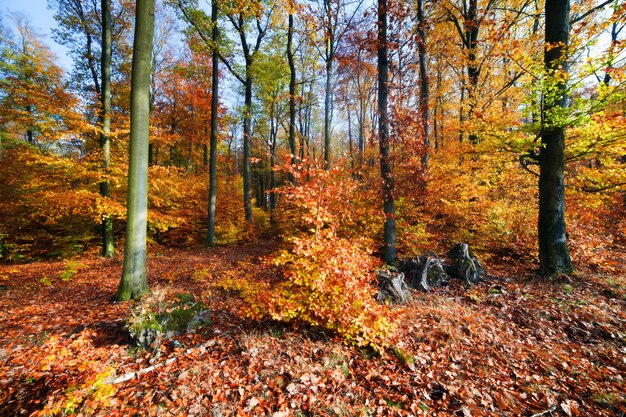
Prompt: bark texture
<box><xmin>100</xmin><ymin>0</ymin><xmax>114</xmax><ymax>257</ymax></box>
<box><xmin>538</xmin><ymin>0</ymin><xmax>573</xmax><ymax>275</ymax></box>
<box><xmin>207</xmin><ymin>0</ymin><xmax>219</xmax><ymax>247</ymax></box>
<box><xmin>115</xmin><ymin>0</ymin><xmax>155</xmax><ymax>301</ymax></box>
<box><xmin>377</xmin><ymin>0</ymin><xmax>396</xmax><ymax>264</ymax></box>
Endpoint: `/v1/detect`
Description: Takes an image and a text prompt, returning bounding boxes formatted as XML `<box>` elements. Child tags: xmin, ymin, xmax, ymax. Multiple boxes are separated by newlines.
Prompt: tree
<box><xmin>378</xmin><ymin>0</ymin><xmax>395</xmax><ymax>263</ymax></box>
<box><xmin>537</xmin><ymin>0</ymin><xmax>573</xmax><ymax>275</ymax></box>
<box><xmin>178</xmin><ymin>0</ymin><xmax>273</xmax><ymax>224</ymax></box>
<box><xmin>207</xmin><ymin>0</ymin><xmax>219</xmax><ymax>247</ymax></box>
<box><xmin>416</xmin><ymin>0</ymin><xmax>429</xmax><ymax>167</ymax></box>
<box><xmin>100</xmin><ymin>0</ymin><xmax>115</xmax><ymax>257</ymax></box>
<box><xmin>286</xmin><ymin>4</ymin><xmax>297</xmax><ymax>166</ymax></box>
<box><xmin>0</xmin><ymin>14</ymin><xmax>80</xmax><ymax>145</ymax></box>
<box><xmin>115</xmin><ymin>0</ymin><xmax>155</xmax><ymax>301</ymax></box>
<box><xmin>50</xmin><ymin>0</ymin><xmax>134</xmax><ymax>257</ymax></box>
<box><xmin>309</xmin><ymin>0</ymin><xmax>364</xmax><ymax>169</ymax></box>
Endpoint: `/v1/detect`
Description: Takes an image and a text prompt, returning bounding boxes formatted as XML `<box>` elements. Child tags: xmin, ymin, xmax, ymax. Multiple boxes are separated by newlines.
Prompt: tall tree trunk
<box><xmin>115</xmin><ymin>0</ymin><xmax>155</xmax><ymax>301</ymax></box>
<box><xmin>323</xmin><ymin>0</ymin><xmax>334</xmax><ymax>170</ymax></box>
<box><xmin>100</xmin><ymin>0</ymin><xmax>114</xmax><ymax>257</ymax></box>
<box><xmin>347</xmin><ymin>107</ymin><xmax>354</xmax><ymax>170</ymax></box>
<box><xmin>458</xmin><ymin>85</ymin><xmax>465</xmax><ymax>142</ymax></box>
<box><xmin>417</xmin><ymin>0</ymin><xmax>429</xmax><ymax>167</ymax></box>
<box><xmin>287</xmin><ymin>12</ymin><xmax>297</xmax><ymax>165</ymax></box>
<box><xmin>243</xmin><ymin>72</ymin><xmax>253</xmax><ymax>222</ymax></box>
<box><xmin>466</xmin><ymin>0</ymin><xmax>480</xmax><ymax>144</ymax></box>
<box><xmin>378</xmin><ymin>0</ymin><xmax>396</xmax><ymax>264</ymax></box>
<box><xmin>324</xmin><ymin>53</ymin><xmax>332</xmax><ymax>169</ymax></box>
<box><xmin>538</xmin><ymin>0</ymin><xmax>573</xmax><ymax>275</ymax></box>
<box><xmin>270</xmin><ymin>137</ymin><xmax>276</xmax><ymax>217</ymax></box>
<box><xmin>207</xmin><ymin>0</ymin><xmax>219</xmax><ymax>247</ymax></box>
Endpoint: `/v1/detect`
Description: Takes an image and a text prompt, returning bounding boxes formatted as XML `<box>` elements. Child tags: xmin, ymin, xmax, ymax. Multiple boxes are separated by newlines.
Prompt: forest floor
<box><xmin>0</xmin><ymin>242</ymin><xmax>624</xmax><ymax>417</ymax></box>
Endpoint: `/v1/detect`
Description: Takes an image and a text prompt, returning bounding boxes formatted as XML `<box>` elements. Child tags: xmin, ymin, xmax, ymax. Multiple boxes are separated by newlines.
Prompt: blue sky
<box><xmin>2</xmin><ymin>0</ymin><xmax>72</xmax><ymax>70</ymax></box>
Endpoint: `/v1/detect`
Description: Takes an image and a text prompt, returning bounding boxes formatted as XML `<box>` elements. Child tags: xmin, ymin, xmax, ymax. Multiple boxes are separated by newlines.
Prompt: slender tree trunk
<box><xmin>115</xmin><ymin>0</ymin><xmax>155</xmax><ymax>301</ymax></box>
<box><xmin>287</xmin><ymin>12</ymin><xmax>297</xmax><ymax>166</ymax></box>
<box><xmin>148</xmin><ymin>143</ymin><xmax>154</xmax><ymax>165</ymax></box>
<box><xmin>434</xmin><ymin>58</ymin><xmax>441</xmax><ymax>150</ymax></box>
<box><xmin>270</xmin><ymin>137</ymin><xmax>276</xmax><ymax>216</ymax></box>
<box><xmin>207</xmin><ymin>0</ymin><xmax>219</xmax><ymax>247</ymax></box>
<box><xmin>538</xmin><ymin>0</ymin><xmax>573</xmax><ymax>275</ymax></box>
<box><xmin>323</xmin><ymin>0</ymin><xmax>334</xmax><ymax>170</ymax></box>
<box><xmin>378</xmin><ymin>0</ymin><xmax>396</xmax><ymax>264</ymax></box>
<box><xmin>602</xmin><ymin>4</ymin><xmax>619</xmax><ymax>87</ymax></box>
<box><xmin>417</xmin><ymin>0</ymin><xmax>429</xmax><ymax>167</ymax></box>
<box><xmin>466</xmin><ymin>0</ymin><xmax>480</xmax><ymax>144</ymax></box>
<box><xmin>458</xmin><ymin>85</ymin><xmax>465</xmax><ymax>142</ymax></box>
<box><xmin>186</xmin><ymin>140</ymin><xmax>193</xmax><ymax>173</ymax></box>
<box><xmin>243</xmin><ymin>71</ymin><xmax>253</xmax><ymax>222</ymax></box>
<box><xmin>100</xmin><ymin>0</ymin><xmax>114</xmax><ymax>257</ymax></box>
<box><xmin>324</xmin><ymin>54</ymin><xmax>333</xmax><ymax>169</ymax></box>
<box><xmin>347</xmin><ymin>107</ymin><xmax>354</xmax><ymax>170</ymax></box>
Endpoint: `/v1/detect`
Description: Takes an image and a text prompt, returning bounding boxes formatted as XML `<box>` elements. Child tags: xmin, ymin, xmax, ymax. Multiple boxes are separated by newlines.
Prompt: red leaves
<box><xmin>1</xmin><ymin>244</ymin><xmax>624</xmax><ymax>416</ymax></box>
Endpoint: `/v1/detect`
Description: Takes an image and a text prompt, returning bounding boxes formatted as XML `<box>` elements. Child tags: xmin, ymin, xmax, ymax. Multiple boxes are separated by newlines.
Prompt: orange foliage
<box><xmin>217</xmin><ymin>161</ymin><xmax>395</xmax><ymax>350</ymax></box>
<box><xmin>0</xmin><ymin>137</ymin><xmax>262</xmax><ymax>259</ymax></box>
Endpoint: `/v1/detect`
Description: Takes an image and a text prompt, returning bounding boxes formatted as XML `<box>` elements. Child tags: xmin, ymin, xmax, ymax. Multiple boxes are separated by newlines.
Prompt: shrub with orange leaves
<box><xmin>219</xmin><ymin>161</ymin><xmax>396</xmax><ymax>351</ymax></box>
<box><xmin>267</xmin><ymin>237</ymin><xmax>395</xmax><ymax>350</ymax></box>
<box><xmin>273</xmin><ymin>160</ymin><xmax>383</xmax><ymax>246</ymax></box>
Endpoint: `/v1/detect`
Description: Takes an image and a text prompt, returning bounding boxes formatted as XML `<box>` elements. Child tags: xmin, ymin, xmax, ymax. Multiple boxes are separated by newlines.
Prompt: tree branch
<box><xmin>570</xmin><ymin>0</ymin><xmax>614</xmax><ymax>24</ymax></box>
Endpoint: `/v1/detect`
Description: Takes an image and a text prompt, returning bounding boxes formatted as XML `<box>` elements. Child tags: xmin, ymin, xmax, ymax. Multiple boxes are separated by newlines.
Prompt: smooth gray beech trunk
<box><xmin>378</xmin><ymin>0</ymin><xmax>396</xmax><ymax>264</ymax></box>
<box><xmin>115</xmin><ymin>0</ymin><xmax>155</xmax><ymax>301</ymax></box>
<box><xmin>207</xmin><ymin>0</ymin><xmax>219</xmax><ymax>247</ymax></box>
<box><xmin>538</xmin><ymin>0</ymin><xmax>573</xmax><ymax>275</ymax></box>
<box><xmin>100</xmin><ymin>0</ymin><xmax>114</xmax><ymax>257</ymax></box>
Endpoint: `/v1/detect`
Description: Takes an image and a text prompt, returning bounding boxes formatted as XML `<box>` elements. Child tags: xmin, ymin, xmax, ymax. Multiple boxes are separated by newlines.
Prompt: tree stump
<box><xmin>447</xmin><ymin>243</ymin><xmax>484</xmax><ymax>285</ymax></box>
<box><xmin>376</xmin><ymin>269</ymin><xmax>411</xmax><ymax>304</ymax></box>
<box><xmin>396</xmin><ymin>255</ymin><xmax>449</xmax><ymax>291</ymax></box>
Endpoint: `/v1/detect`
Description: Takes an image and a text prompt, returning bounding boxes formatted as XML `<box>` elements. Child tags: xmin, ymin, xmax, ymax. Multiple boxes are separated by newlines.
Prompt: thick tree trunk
<box><xmin>207</xmin><ymin>0</ymin><xmax>219</xmax><ymax>247</ymax></box>
<box><xmin>100</xmin><ymin>0</ymin><xmax>114</xmax><ymax>257</ymax></box>
<box><xmin>115</xmin><ymin>0</ymin><xmax>154</xmax><ymax>301</ymax></box>
<box><xmin>378</xmin><ymin>0</ymin><xmax>396</xmax><ymax>264</ymax></box>
<box><xmin>538</xmin><ymin>0</ymin><xmax>573</xmax><ymax>275</ymax></box>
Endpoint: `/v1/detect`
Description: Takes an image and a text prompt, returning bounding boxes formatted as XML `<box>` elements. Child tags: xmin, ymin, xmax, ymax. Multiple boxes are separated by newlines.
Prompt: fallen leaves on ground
<box><xmin>0</xmin><ymin>243</ymin><xmax>624</xmax><ymax>416</ymax></box>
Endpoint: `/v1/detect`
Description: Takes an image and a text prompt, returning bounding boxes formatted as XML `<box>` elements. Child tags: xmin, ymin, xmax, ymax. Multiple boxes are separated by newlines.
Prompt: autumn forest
<box><xmin>0</xmin><ymin>0</ymin><xmax>624</xmax><ymax>415</ymax></box>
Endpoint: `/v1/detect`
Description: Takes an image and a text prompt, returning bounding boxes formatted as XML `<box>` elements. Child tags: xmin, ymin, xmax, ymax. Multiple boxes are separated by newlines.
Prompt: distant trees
<box><xmin>0</xmin><ymin>15</ymin><xmax>80</xmax><ymax>145</ymax></box>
